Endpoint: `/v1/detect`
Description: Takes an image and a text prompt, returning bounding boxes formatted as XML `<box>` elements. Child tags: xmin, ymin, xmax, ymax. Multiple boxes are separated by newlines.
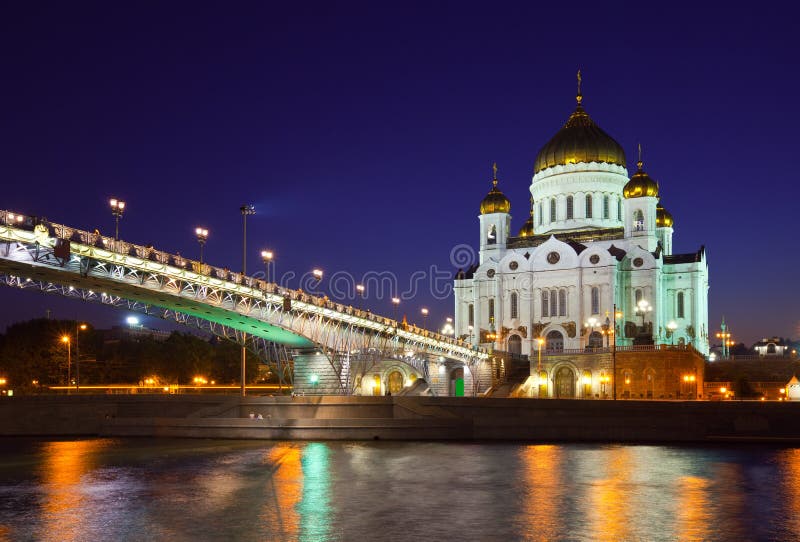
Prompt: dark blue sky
<box><xmin>1</xmin><ymin>2</ymin><xmax>797</xmax><ymax>345</ymax></box>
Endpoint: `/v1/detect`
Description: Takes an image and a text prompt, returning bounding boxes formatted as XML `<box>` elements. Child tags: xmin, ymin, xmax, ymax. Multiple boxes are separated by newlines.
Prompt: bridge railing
<box><xmin>1</xmin><ymin>209</ymin><xmax>483</xmax><ymax>357</ymax></box>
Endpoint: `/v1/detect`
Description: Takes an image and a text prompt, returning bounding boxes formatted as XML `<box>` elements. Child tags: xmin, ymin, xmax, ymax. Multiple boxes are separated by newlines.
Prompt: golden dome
<box><xmin>656</xmin><ymin>204</ymin><xmax>673</xmax><ymax>228</ymax></box>
<box><xmin>623</xmin><ymin>158</ymin><xmax>660</xmax><ymax>199</ymax></box>
<box><xmin>534</xmin><ymin>93</ymin><xmax>626</xmax><ymax>174</ymax></box>
<box><xmin>518</xmin><ymin>197</ymin><xmax>535</xmax><ymax>237</ymax></box>
<box><xmin>480</xmin><ymin>163</ymin><xmax>511</xmax><ymax>215</ymax></box>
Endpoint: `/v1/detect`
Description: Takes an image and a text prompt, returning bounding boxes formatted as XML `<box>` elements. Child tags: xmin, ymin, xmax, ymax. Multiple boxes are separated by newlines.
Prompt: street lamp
<box><xmin>716</xmin><ymin>319</ymin><xmax>733</xmax><ymax>359</ymax></box>
<box><xmin>76</xmin><ymin>323</ymin><xmax>87</xmax><ymax>391</ymax></box>
<box><xmin>635</xmin><ymin>299</ymin><xmax>652</xmax><ymax>328</ymax></box>
<box><xmin>195</xmin><ymin>227</ymin><xmax>209</xmax><ymax>263</ymax></box>
<box><xmin>667</xmin><ymin>320</ymin><xmax>678</xmax><ymax>345</ymax></box>
<box><xmin>61</xmin><ymin>335</ymin><xmax>71</xmax><ymax>389</ymax></box>
<box><xmin>468</xmin><ymin>325</ymin><xmax>475</xmax><ymax>344</ymax></box>
<box><xmin>441</xmin><ymin>317</ymin><xmax>454</xmax><ymax>336</ymax></box>
<box><xmin>109</xmin><ymin>198</ymin><xmax>126</xmax><ymax>241</ymax></box>
<box><xmin>392</xmin><ymin>297</ymin><xmax>400</xmax><ymax>321</ymax></box>
<box><xmin>537</xmin><ymin>337</ymin><xmax>545</xmax><ymax>373</ymax></box>
<box><xmin>356</xmin><ymin>284</ymin><xmax>365</xmax><ymax>298</ymax></box>
<box><xmin>312</xmin><ymin>268</ymin><xmax>324</xmax><ymax>281</ymax></box>
<box><xmin>421</xmin><ymin>308</ymin><xmax>429</xmax><ymax>329</ymax></box>
<box><xmin>239</xmin><ymin>204</ymin><xmax>255</xmax><ymax>398</ymax></box>
<box><xmin>585</xmin><ymin>316</ymin><xmax>599</xmax><ymax>349</ymax></box>
<box><xmin>261</xmin><ymin>250</ymin><xmax>274</xmax><ymax>283</ymax></box>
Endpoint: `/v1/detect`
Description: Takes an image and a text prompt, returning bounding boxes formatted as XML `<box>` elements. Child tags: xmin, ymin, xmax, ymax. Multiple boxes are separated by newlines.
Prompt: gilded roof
<box><xmin>656</xmin><ymin>204</ymin><xmax>674</xmax><ymax>228</ymax></box>
<box><xmin>534</xmin><ymin>98</ymin><xmax>627</xmax><ymax>174</ymax></box>
<box><xmin>480</xmin><ymin>163</ymin><xmax>511</xmax><ymax>215</ymax></box>
<box><xmin>623</xmin><ymin>160</ymin><xmax>660</xmax><ymax>199</ymax></box>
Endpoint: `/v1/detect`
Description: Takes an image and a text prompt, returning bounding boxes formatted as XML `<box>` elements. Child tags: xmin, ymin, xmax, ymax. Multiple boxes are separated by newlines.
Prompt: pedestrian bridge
<box><xmin>0</xmin><ymin>209</ymin><xmax>489</xmax><ymax>395</ymax></box>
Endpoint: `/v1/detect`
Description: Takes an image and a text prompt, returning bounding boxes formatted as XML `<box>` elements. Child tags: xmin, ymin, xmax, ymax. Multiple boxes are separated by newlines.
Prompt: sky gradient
<box><xmin>1</xmin><ymin>2</ymin><xmax>797</xmax><ymax>345</ymax></box>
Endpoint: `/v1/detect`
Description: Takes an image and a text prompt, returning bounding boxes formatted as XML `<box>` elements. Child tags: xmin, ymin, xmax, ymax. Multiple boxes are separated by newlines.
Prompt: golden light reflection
<box><xmin>674</xmin><ymin>475</ymin><xmax>712</xmax><ymax>540</ymax></box>
<box><xmin>779</xmin><ymin>448</ymin><xmax>800</xmax><ymax>534</ymax></box>
<box><xmin>588</xmin><ymin>447</ymin><xmax>633</xmax><ymax>542</ymax></box>
<box><xmin>518</xmin><ymin>445</ymin><xmax>562</xmax><ymax>540</ymax></box>
<box><xmin>261</xmin><ymin>445</ymin><xmax>303</xmax><ymax>538</ymax></box>
<box><xmin>39</xmin><ymin>439</ymin><xmax>111</xmax><ymax>542</ymax></box>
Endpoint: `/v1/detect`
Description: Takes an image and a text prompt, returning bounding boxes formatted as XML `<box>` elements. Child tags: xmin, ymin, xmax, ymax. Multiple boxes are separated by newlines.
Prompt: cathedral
<box><xmin>454</xmin><ymin>82</ymin><xmax>710</xmax><ymax>364</ymax></box>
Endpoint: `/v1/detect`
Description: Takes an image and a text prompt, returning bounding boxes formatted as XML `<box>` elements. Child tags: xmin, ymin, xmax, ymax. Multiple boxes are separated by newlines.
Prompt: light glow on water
<box><xmin>0</xmin><ymin>439</ymin><xmax>800</xmax><ymax>540</ymax></box>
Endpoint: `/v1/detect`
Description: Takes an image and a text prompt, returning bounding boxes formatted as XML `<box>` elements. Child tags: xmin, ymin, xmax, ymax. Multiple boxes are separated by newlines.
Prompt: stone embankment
<box><xmin>2</xmin><ymin>395</ymin><xmax>800</xmax><ymax>443</ymax></box>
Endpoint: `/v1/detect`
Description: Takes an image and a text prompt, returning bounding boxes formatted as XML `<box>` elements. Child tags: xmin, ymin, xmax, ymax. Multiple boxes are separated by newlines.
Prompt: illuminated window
<box><xmin>591</xmin><ymin>286</ymin><xmax>599</xmax><ymax>314</ymax></box>
<box><xmin>488</xmin><ymin>298</ymin><xmax>495</xmax><ymax>321</ymax></box>
<box><xmin>549</xmin><ymin>199</ymin><xmax>556</xmax><ymax>222</ymax></box>
<box><xmin>566</xmin><ymin>195</ymin><xmax>574</xmax><ymax>219</ymax></box>
<box><xmin>510</xmin><ymin>292</ymin><xmax>518</xmax><ymax>319</ymax></box>
<box><xmin>603</xmin><ymin>195</ymin><xmax>610</xmax><ymax>219</ymax></box>
<box><xmin>585</xmin><ymin>194</ymin><xmax>593</xmax><ymax>218</ymax></box>
<box><xmin>542</xmin><ymin>291</ymin><xmax>549</xmax><ymax>317</ymax></box>
<box><xmin>558</xmin><ymin>289</ymin><xmax>566</xmax><ymax>317</ymax></box>
<box><xmin>487</xmin><ymin>224</ymin><xmax>497</xmax><ymax>244</ymax></box>
<box><xmin>550</xmin><ymin>289</ymin><xmax>558</xmax><ymax>317</ymax></box>
<box><xmin>677</xmin><ymin>292</ymin><xmax>685</xmax><ymax>319</ymax></box>
<box><xmin>634</xmin><ymin>209</ymin><xmax>644</xmax><ymax>231</ymax></box>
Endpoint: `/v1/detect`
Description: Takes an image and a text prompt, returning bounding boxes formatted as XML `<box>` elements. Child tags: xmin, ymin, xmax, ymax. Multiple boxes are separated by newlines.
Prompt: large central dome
<box><xmin>534</xmin><ymin>96</ymin><xmax>626</xmax><ymax>174</ymax></box>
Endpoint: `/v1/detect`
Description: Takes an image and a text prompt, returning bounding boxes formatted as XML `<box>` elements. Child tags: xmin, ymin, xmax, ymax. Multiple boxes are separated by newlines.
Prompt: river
<box><xmin>0</xmin><ymin>438</ymin><xmax>797</xmax><ymax>541</ymax></box>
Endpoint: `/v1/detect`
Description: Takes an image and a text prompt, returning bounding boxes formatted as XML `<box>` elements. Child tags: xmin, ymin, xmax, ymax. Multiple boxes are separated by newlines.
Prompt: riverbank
<box><xmin>2</xmin><ymin>395</ymin><xmax>800</xmax><ymax>443</ymax></box>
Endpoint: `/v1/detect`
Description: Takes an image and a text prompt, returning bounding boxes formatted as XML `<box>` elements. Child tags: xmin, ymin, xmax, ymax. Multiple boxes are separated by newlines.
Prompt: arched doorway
<box><xmin>388</xmin><ymin>370</ymin><xmax>404</xmax><ymax>394</ymax></box>
<box><xmin>588</xmin><ymin>331</ymin><xmax>604</xmax><ymax>349</ymax></box>
<box><xmin>555</xmin><ymin>366</ymin><xmax>575</xmax><ymax>398</ymax></box>
<box><xmin>372</xmin><ymin>374</ymin><xmax>381</xmax><ymax>396</ymax></box>
<box><xmin>450</xmin><ymin>367</ymin><xmax>465</xmax><ymax>397</ymax></box>
<box><xmin>546</xmin><ymin>330</ymin><xmax>564</xmax><ymax>353</ymax></box>
<box><xmin>507</xmin><ymin>335</ymin><xmax>522</xmax><ymax>355</ymax></box>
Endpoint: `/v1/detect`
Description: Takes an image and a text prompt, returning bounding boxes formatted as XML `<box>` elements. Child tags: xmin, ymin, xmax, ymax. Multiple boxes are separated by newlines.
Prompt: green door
<box><xmin>455</xmin><ymin>378</ymin><xmax>464</xmax><ymax>397</ymax></box>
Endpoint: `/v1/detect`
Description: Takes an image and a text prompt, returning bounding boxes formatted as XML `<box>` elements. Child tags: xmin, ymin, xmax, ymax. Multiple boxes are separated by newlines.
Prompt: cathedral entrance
<box><xmin>388</xmin><ymin>371</ymin><xmax>404</xmax><ymax>394</ymax></box>
<box><xmin>555</xmin><ymin>366</ymin><xmax>576</xmax><ymax>398</ymax></box>
<box><xmin>546</xmin><ymin>330</ymin><xmax>564</xmax><ymax>353</ymax></box>
<box><xmin>507</xmin><ymin>335</ymin><xmax>522</xmax><ymax>355</ymax></box>
<box><xmin>588</xmin><ymin>331</ymin><xmax>604</xmax><ymax>349</ymax></box>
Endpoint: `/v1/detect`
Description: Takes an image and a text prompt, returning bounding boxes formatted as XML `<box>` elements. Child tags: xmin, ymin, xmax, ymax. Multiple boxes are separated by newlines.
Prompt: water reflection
<box><xmin>263</xmin><ymin>444</ymin><xmax>303</xmax><ymax>540</ymax></box>
<box><xmin>37</xmin><ymin>439</ymin><xmax>113</xmax><ymax>542</ymax></box>
<box><xmin>299</xmin><ymin>443</ymin><xmax>332</xmax><ymax>541</ymax></box>
<box><xmin>587</xmin><ymin>447</ymin><xmax>634</xmax><ymax>541</ymax></box>
<box><xmin>518</xmin><ymin>445</ymin><xmax>563</xmax><ymax>541</ymax></box>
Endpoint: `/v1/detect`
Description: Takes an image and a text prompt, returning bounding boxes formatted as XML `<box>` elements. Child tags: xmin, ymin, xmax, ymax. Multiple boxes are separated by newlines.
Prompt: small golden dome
<box><xmin>623</xmin><ymin>158</ymin><xmax>660</xmax><ymax>199</ymax></box>
<box><xmin>534</xmin><ymin>87</ymin><xmax>626</xmax><ymax>174</ymax></box>
<box><xmin>518</xmin><ymin>197</ymin><xmax>535</xmax><ymax>237</ymax></box>
<box><xmin>656</xmin><ymin>204</ymin><xmax>673</xmax><ymax>228</ymax></box>
<box><xmin>480</xmin><ymin>163</ymin><xmax>511</xmax><ymax>215</ymax></box>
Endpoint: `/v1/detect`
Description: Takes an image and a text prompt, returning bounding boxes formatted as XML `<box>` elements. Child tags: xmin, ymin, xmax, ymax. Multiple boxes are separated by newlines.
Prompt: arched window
<box><xmin>487</xmin><ymin>224</ymin><xmax>497</xmax><ymax>244</ymax></box>
<box><xmin>468</xmin><ymin>304</ymin><xmax>474</xmax><ymax>326</ymax></box>
<box><xmin>566</xmin><ymin>195</ymin><xmax>574</xmax><ymax>219</ymax></box>
<box><xmin>617</xmin><ymin>198</ymin><xmax>622</xmax><ymax>220</ymax></box>
<box><xmin>538</xmin><ymin>202</ymin><xmax>543</xmax><ymax>225</ymax></box>
<box><xmin>603</xmin><ymin>195</ymin><xmax>610</xmax><ymax>219</ymax></box>
<box><xmin>634</xmin><ymin>210</ymin><xmax>644</xmax><ymax>231</ymax></box>
<box><xmin>586</xmin><ymin>194</ymin><xmax>593</xmax><ymax>218</ymax></box>
<box><xmin>558</xmin><ymin>289</ymin><xmax>567</xmax><ymax>316</ymax></box>
<box><xmin>635</xmin><ymin>289</ymin><xmax>643</xmax><ymax>306</ymax></box>
<box><xmin>488</xmin><ymin>298</ymin><xmax>495</xmax><ymax>322</ymax></box>
<box><xmin>591</xmin><ymin>286</ymin><xmax>600</xmax><ymax>314</ymax></box>
<box><xmin>677</xmin><ymin>292</ymin><xmax>685</xmax><ymax>319</ymax></box>
<box><xmin>550</xmin><ymin>289</ymin><xmax>558</xmax><ymax>317</ymax></box>
<box><xmin>542</xmin><ymin>291</ymin><xmax>549</xmax><ymax>317</ymax></box>
<box><xmin>510</xmin><ymin>292</ymin><xmax>518</xmax><ymax>319</ymax></box>
<box><xmin>507</xmin><ymin>335</ymin><xmax>522</xmax><ymax>355</ymax></box>
<box><xmin>549</xmin><ymin>199</ymin><xmax>556</xmax><ymax>222</ymax></box>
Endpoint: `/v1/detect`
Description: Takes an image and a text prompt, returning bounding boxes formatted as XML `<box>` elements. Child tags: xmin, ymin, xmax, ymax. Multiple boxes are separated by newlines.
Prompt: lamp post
<box><xmin>261</xmin><ymin>250</ymin><xmax>274</xmax><ymax>283</ymax></box>
<box><xmin>76</xmin><ymin>323</ymin><xmax>87</xmax><ymax>391</ymax></box>
<box><xmin>635</xmin><ymin>299</ymin><xmax>652</xmax><ymax>329</ymax></box>
<box><xmin>421</xmin><ymin>308</ymin><xmax>429</xmax><ymax>330</ymax></box>
<box><xmin>239</xmin><ymin>204</ymin><xmax>255</xmax><ymax>397</ymax></box>
<box><xmin>537</xmin><ymin>337</ymin><xmax>545</xmax><ymax>372</ymax></box>
<box><xmin>109</xmin><ymin>198</ymin><xmax>126</xmax><ymax>241</ymax></box>
<box><xmin>61</xmin><ymin>335</ymin><xmax>71</xmax><ymax>390</ymax></box>
<box><xmin>716</xmin><ymin>319</ymin><xmax>732</xmax><ymax>359</ymax></box>
<box><xmin>195</xmin><ymin>227</ymin><xmax>209</xmax><ymax>263</ymax></box>
<box><xmin>392</xmin><ymin>297</ymin><xmax>400</xmax><ymax>321</ymax></box>
<box><xmin>667</xmin><ymin>320</ymin><xmax>678</xmax><ymax>345</ymax></box>
<box><xmin>468</xmin><ymin>325</ymin><xmax>475</xmax><ymax>345</ymax></box>
<box><xmin>441</xmin><ymin>317</ymin><xmax>454</xmax><ymax>336</ymax></box>
<box><xmin>584</xmin><ymin>316</ymin><xmax>599</xmax><ymax>349</ymax></box>
<box><xmin>611</xmin><ymin>304</ymin><xmax>622</xmax><ymax>401</ymax></box>
<box><xmin>356</xmin><ymin>283</ymin><xmax>365</xmax><ymax>299</ymax></box>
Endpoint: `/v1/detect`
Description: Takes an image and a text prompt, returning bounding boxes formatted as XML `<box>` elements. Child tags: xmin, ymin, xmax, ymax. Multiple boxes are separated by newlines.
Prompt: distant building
<box><xmin>753</xmin><ymin>337</ymin><xmax>791</xmax><ymax>357</ymax></box>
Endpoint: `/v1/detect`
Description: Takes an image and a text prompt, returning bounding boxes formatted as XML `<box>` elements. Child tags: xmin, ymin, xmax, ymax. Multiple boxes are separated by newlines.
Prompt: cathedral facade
<box><xmin>454</xmin><ymin>88</ymin><xmax>709</xmax><ymax>360</ymax></box>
